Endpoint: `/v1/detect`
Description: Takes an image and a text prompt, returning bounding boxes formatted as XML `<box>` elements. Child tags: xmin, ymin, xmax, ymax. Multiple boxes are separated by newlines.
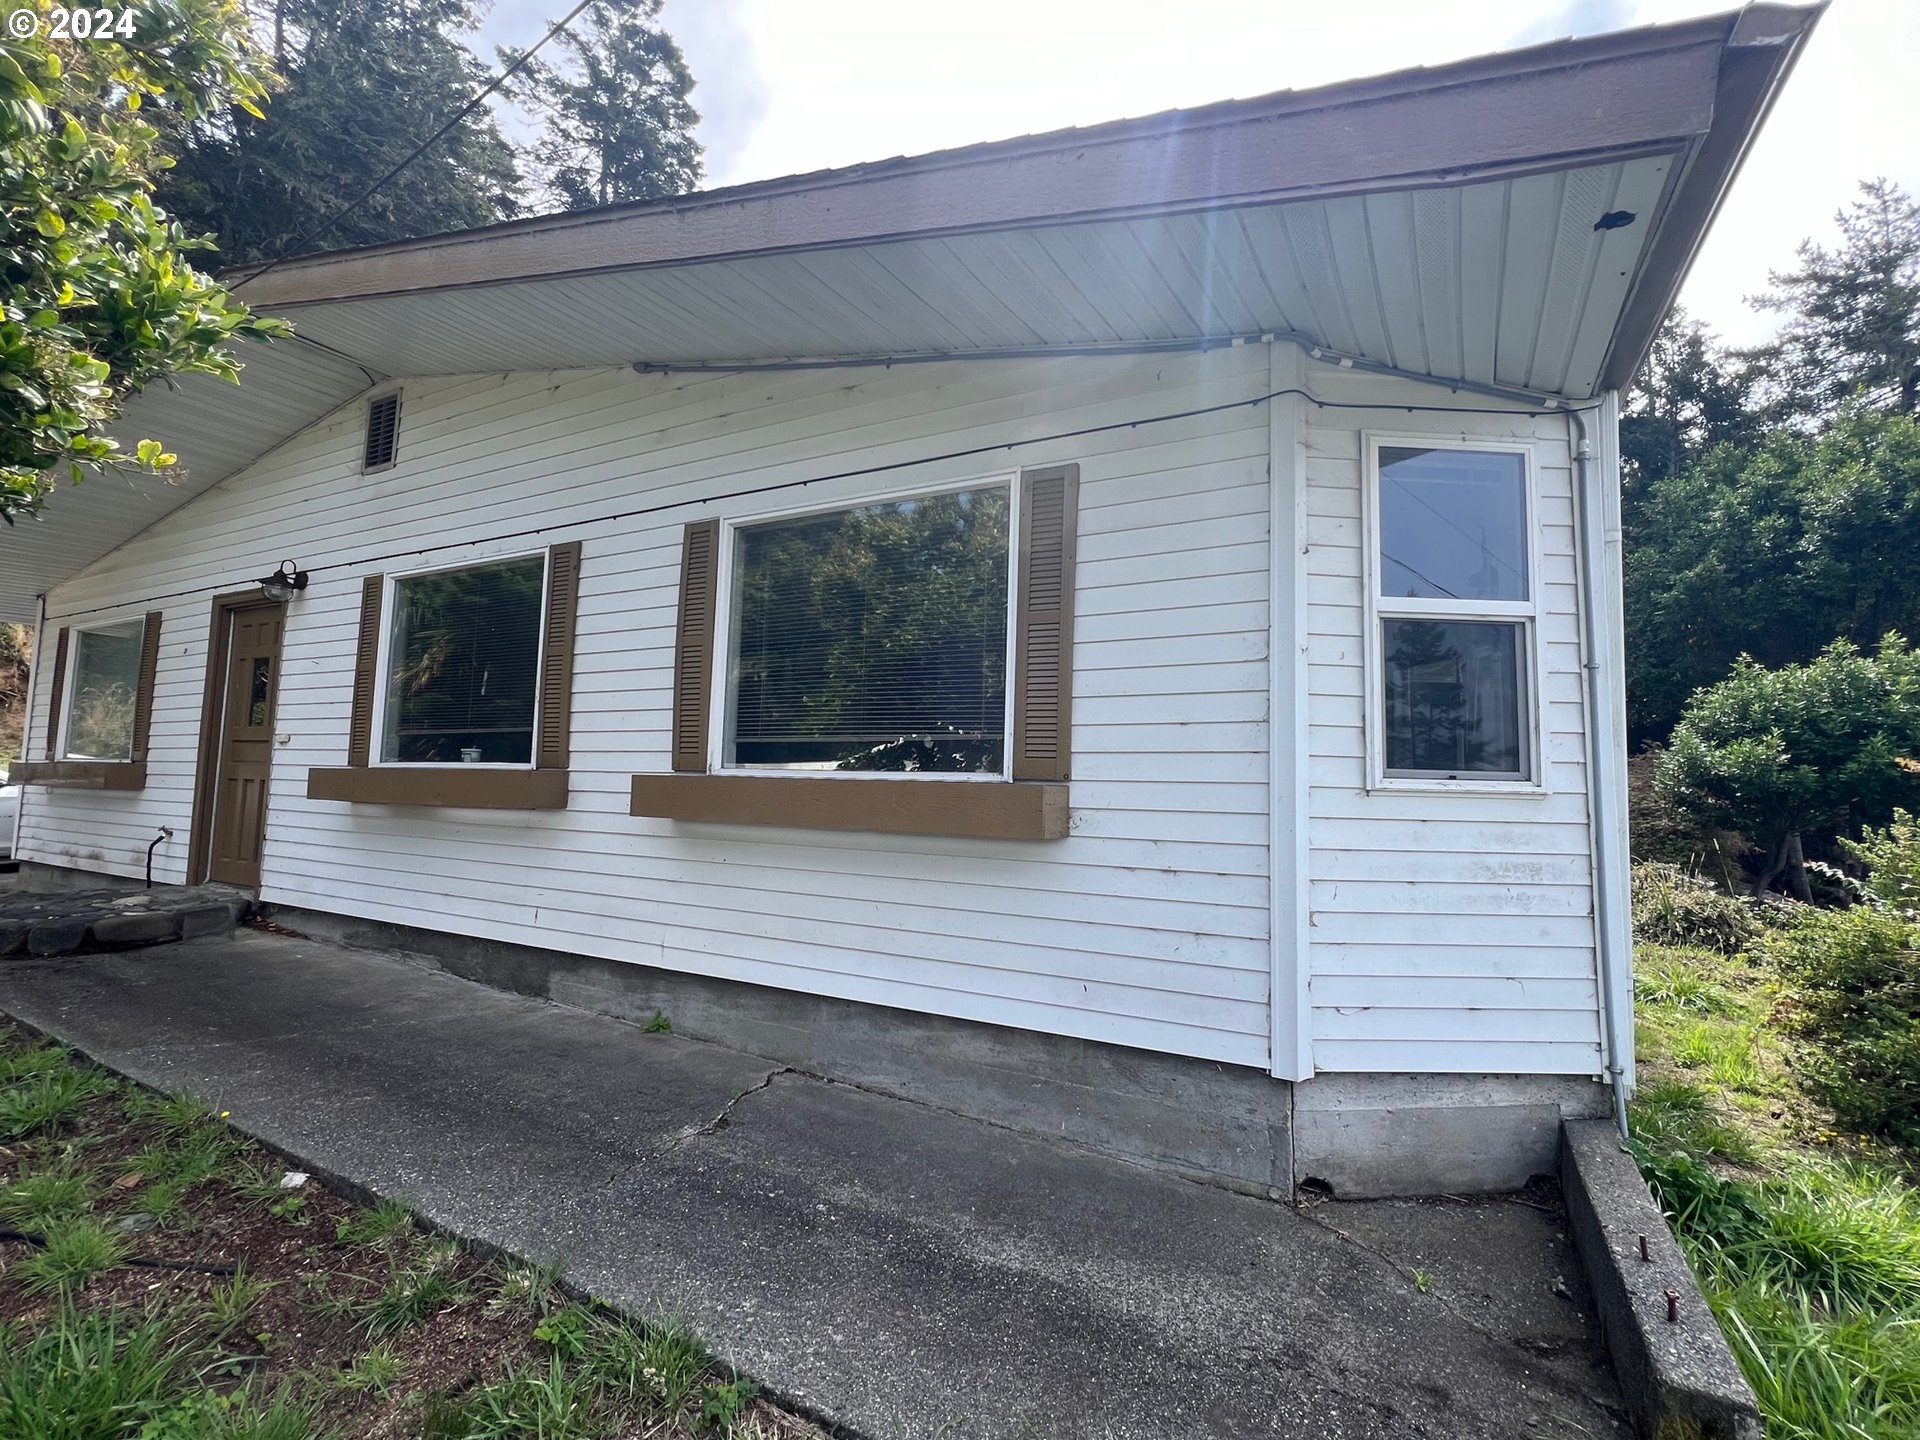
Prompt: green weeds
<box><xmin>0</xmin><ymin>1307</ymin><xmax>186</xmax><ymax>1436</ymax></box>
<box><xmin>0</xmin><ymin>1156</ymin><xmax>93</xmax><ymax>1229</ymax></box>
<box><xmin>15</xmin><ymin>1217</ymin><xmax>128</xmax><ymax>1296</ymax></box>
<box><xmin>333</xmin><ymin>1198</ymin><xmax>414</xmax><ymax>1249</ymax></box>
<box><xmin>0</xmin><ymin>1066</ymin><xmax>116</xmax><ymax>1140</ymax></box>
<box><xmin>0</xmin><ymin>1028</ymin><xmax>790</xmax><ymax>1440</ymax></box>
<box><xmin>333</xmin><ymin>1342</ymin><xmax>406</xmax><ymax>1397</ymax></box>
<box><xmin>1632</xmin><ymin>860</ymin><xmax>1920</xmax><ymax>1440</ymax></box>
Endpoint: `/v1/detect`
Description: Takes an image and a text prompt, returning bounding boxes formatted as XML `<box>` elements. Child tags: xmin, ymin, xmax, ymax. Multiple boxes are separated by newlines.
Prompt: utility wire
<box><xmin>42</xmin><ymin>385</ymin><xmax>1600</xmax><ymax>626</ymax></box>
<box><xmin>231</xmin><ymin>0</ymin><xmax>600</xmax><ymax>293</ymax></box>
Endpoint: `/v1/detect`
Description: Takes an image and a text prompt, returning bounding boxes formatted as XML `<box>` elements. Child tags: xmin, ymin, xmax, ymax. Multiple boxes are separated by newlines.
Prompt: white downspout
<box><xmin>1568</xmin><ymin>401</ymin><xmax>1634</xmax><ymax>1139</ymax></box>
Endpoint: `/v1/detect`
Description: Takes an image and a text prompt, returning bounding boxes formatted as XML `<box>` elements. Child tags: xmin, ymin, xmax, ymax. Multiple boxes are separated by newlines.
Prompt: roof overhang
<box><xmin>0</xmin><ymin>2</ymin><xmax>1822</xmax><ymax>621</ymax></box>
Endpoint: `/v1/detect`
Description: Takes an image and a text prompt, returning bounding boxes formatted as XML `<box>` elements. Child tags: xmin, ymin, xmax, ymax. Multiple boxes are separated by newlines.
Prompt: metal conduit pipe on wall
<box><xmin>1568</xmin><ymin>405</ymin><xmax>1634</xmax><ymax>1141</ymax></box>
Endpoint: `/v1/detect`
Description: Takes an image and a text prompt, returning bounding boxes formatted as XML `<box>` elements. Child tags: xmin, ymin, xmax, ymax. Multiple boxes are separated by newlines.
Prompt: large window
<box><xmin>381</xmin><ymin>554</ymin><xmax>546</xmax><ymax>765</ymax></box>
<box><xmin>1369</xmin><ymin>442</ymin><xmax>1536</xmax><ymax>785</ymax></box>
<box><xmin>61</xmin><ymin>620</ymin><xmax>145</xmax><ymax>761</ymax></box>
<box><xmin>723</xmin><ymin>484</ymin><xmax>1013</xmax><ymax>775</ymax></box>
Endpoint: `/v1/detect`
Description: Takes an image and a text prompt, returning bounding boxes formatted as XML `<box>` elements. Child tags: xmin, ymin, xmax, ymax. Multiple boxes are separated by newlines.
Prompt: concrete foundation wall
<box><xmin>272</xmin><ymin>902</ymin><xmax>1298</xmax><ymax>1196</ymax></box>
<box><xmin>1296</xmin><ymin>1073</ymin><xmax>1611</xmax><ymax>1196</ymax></box>
<box><xmin>268</xmin><ymin>899</ymin><xmax>1602</xmax><ymax>1198</ymax></box>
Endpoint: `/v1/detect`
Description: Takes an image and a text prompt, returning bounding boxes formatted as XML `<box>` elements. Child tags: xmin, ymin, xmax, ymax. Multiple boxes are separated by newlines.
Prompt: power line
<box><xmin>231</xmin><ymin>0</ymin><xmax>600</xmax><ymax>293</ymax></box>
<box><xmin>42</xmin><ymin>385</ymin><xmax>1598</xmax><ymax>626</ymax></box>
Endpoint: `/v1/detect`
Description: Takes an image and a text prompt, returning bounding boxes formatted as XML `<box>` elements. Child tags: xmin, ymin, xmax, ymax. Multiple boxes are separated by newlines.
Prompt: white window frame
<box><xmin>369</xmin><ymin>546</ymin><xmax>551</xmax><ymax>770</ymax></box>
<box><xmin>58</xmin><ymin>617</ymin><xmax>147</xmax><ymax>762</ymax></box>
<box><xmin>1360</xmin><ymin>434</ymin><xmax>1547</xmax><ymax>795</ymax></box>
<box><xmin>707</xmin><ymin>471</ymin><xmax>1022</xmax><ymax>783</ymax></box>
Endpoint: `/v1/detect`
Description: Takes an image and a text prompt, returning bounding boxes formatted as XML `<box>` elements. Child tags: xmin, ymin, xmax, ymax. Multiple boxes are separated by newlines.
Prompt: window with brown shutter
<box><xmin>631</xmin><ymin>464</ymin><xmax>1077</xmax><ymax>840</ymax></box>
<box><xmin>15</xmin><ymin>611</ymin><xmax>163</xmax><ymax>790</ymax></box>
<box><xmin>308</xmin><ymin>544</ymin><xmax>581</xmax><ymax>809</ymax></box>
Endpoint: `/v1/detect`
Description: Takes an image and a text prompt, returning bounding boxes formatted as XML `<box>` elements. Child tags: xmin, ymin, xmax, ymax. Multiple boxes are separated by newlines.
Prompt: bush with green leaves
<box><xmin>1654</xmin><ymin>635</ymin><xmax>1920</xmax><ymax>897</ymax></box>
<box><xmin>1844</xmin><ymin>808</ymin><xmax>1920</xmax><ymax>920</ymax></box>
<box><xmin>0</xmin><ymin>0</ymin><xmax>290</xmax><ymax>521</ymax></box>
<box><xmin>1766</xmin><ymin>901</ymin><xmax>1920</xmax><ymax>1143</ymax></box>
<box><xmin>1631</xmin><ymin>861</ymin><xmax>1762</xmax><ymax>953</ymax></box>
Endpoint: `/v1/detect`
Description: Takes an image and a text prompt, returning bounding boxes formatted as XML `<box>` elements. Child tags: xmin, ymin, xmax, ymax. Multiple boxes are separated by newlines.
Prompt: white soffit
<box><xmin>286</xmin><ymin>156</ymin><xmax>1673</xmax><ymax>401</ymax></box>
<box><xmin>0</xmin><ymin>337</ymin><xmax>372</xmax><ymax>621</ymax></box>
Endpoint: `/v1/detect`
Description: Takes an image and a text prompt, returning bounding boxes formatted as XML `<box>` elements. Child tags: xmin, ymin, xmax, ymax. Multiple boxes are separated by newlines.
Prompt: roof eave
<box><xmin>1596</xmin><ymin>1</ymin><xmax>1826</xmax><ymax>394</ymax></box>
<box><xmin>231</xmin><ymin>8</ymin><xmax>1770</xmax><ymax>311</ymax></box>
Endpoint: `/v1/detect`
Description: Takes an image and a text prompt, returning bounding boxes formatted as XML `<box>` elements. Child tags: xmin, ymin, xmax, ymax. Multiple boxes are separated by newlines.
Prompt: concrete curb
<box><xmin>1560</xmin><ymin>1118</ymin><xmax>1763</xmax><ymax>1440</ymax></box>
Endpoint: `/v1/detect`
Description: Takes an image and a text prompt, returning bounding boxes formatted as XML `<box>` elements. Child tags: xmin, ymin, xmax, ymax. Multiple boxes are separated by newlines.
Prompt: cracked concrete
<box><xmin>0</xmin><ymin>932</ymin><xmax>1630</xmax><ymax>1439</ymax></box>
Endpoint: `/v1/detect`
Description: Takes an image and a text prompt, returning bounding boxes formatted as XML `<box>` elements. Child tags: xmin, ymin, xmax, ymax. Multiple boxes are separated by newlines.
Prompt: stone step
<box><xmin>0</xmin><ymin>885</ymin><xmax>253</xmax><ymax>959</ymax></box>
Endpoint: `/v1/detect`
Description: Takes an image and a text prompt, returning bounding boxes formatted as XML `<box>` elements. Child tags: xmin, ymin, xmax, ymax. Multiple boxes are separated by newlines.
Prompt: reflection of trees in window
<box><xmin>1383</xmin><ymin>619</ymin><xmax>1525</xmax><ymax>776</ymax></box>
<box><xmin>384</xmin><ymin>557</ymin><xmax>544</xmax><ymax>763</ymax></box>
<box><xmin>65</xmin><ymin>627</ymin><xmax>141</xmax><ymax>760</ymax></box>
<box><xmin>732</xmin><ymin>488</ymin><xmax>1010</xmax><ymax>773</ymax></box>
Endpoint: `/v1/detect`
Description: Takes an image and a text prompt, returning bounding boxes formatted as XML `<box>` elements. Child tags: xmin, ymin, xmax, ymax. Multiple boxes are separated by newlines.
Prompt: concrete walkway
<box><xmin>0</xmin><ymin>931</ymin><xmax>1630</xmax><ymax>1440</ymax></box>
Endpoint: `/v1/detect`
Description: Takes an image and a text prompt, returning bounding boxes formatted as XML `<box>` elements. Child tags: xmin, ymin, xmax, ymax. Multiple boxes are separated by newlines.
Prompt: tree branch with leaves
<box><xmin>0</xmin><ymin>0</ymin><xmax>291</xmax><ymax>524</ymax></box>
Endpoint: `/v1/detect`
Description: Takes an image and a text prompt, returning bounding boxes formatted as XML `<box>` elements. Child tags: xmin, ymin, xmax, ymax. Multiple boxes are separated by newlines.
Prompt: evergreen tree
<box><xmin>1625</xmin><ymin>409</ymin><xmax>1920</xmax><ymax>745</ymax></box>
<box><xmin>1620</xmin><ymin>309</ymin><xmax>1759</xmax><ymax>497</ymax></box>
<box><xmin>1744</xmin><ymin>179</ymin><xmax>1920</xmax><ymax>423</ymax></box>
<box><xmin>156</xmin><ymin>0</ymin><xmax>524</xmax><ymax>265</ymax></box>
<box><xmin>505</xmin><ymin>0</ymin><xmax>701</xmax><ymax>211</ymax></box>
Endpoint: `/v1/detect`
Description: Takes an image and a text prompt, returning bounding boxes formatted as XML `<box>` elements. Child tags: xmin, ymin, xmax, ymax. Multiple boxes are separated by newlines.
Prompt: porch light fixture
<box><xmin>255</xmin><ymin>560</ymin><xmax>309</xmax><ymax>603</ymax></box>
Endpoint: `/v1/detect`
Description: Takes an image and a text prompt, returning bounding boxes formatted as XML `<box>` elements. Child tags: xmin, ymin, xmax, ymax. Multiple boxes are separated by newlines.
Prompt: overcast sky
<box><xmin>480</xmin><ymin>0</ymin><xmax>1918</xmax><ymax>348</ymax></box>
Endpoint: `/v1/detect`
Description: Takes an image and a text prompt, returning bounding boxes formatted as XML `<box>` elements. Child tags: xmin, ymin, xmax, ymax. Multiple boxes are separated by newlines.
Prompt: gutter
<box><xmin>1568</xmin><ymin>404</ymin><xmax>1634</xmax><ymax>1139</ymax></box>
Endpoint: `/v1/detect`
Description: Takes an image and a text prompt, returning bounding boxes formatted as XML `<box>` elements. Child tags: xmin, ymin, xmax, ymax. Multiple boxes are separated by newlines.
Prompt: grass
<box><xmin>332</xmin><ymin>1199</ymin><xmax>413</xmax><ymax>1250</ymax></box>
<box><xmin>14</xmin><ymin>1218</ymin><xmax>128</xmax><ymax>1296</ymax></box>
<box><xmin>0</xmin><ymin>1024</ymin><xmax>817</xmax><ymax>1439</ymax></box>
<box><xmin>1631</xmin><ymin>880</ymin><xmax>1920</xmax><ymax>1440</ymax></box>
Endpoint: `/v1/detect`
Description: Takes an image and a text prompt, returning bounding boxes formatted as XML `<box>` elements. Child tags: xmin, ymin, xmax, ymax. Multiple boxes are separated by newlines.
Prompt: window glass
<box><xmin>63</xmin><ymin>622</ymin><xmax>143</xmax><ymax>760</ymax></box>
<box><xmin>383</xmin><ymin>556</ymin><xmax>544</xmax><ymax>764</ymax></box>
<box><xmin>1378</xmin><ymin>446</ymin><xmax>1528</xmax><ymax>601</ymax></box>
<box><xmin>728</xmin><ymin>486</ymin><xmax>1011</xmax><ymax>773</ymax></box>
<box><xmin>1382</xmin><ymin>619</ymin><xmax>1528</xmax><ymax>778</ymax></box>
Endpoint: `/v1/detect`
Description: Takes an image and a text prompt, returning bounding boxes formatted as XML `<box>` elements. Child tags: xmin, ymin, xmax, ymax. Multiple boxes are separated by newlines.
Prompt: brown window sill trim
<box><xmin>629</xmin><ymin>773</ymin><xmax>1068</xmax><ymax>841</ymax></box>
<box><xmin>307</xmin><ymin>767</ymin><xmax>568</xmax><ymax>810</ymax></box>
<box><xmin>11</xmin><ymin>760</ymin><xmax>148</xmax><ymax>790</ymax></box>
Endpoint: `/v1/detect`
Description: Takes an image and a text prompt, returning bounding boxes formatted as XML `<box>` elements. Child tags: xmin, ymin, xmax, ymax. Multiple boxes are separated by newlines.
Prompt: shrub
<box><xmin>1631</xmin><ymin>862</ymin><xmax>1762</xmax><ymax>953</ymax></box>
<box><xmin>1844</xmin><ymin>807</ymin><xmax>1920</xmax><ymax>920</ymax></box>
<box><xmin>1628</xmin><ymin>749</ymin><xmax>1753</xmax><ymax>870</ymax></box>
<box><xmin>1654</xmin><ymin>636</ymin><xmax>1920</xmax><ymax>897</ymax></box>
<box><xmin>1767</xmin><ymin>903</ymin><xmax>1920</xmax><ymax>1142</ymax></box>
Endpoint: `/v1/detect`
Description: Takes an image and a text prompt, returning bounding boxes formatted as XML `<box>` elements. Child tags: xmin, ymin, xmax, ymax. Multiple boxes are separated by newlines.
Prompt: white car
<box><xmin>0</xmin><ymin>769</ymin><xmax>17</xmax><ymax>859</ymax></box>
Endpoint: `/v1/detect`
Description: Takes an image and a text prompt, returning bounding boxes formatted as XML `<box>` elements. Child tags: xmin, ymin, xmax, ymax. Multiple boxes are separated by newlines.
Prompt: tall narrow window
<box><xmin>725</xmin><ymin>485</ymin><xmax>1012</xmax><ymax>774</ymax></box>
<box><xmin>382</xmin><ymin>554</ymin><xmax>545</xmax><ymax>764</ymax></box>
<box><xmin>61</xmin><ymin>621</ymin><xmax>146</xmax><ymax>761</ymax></box>
<box><xmin>1371</xmin><ymin>443</ymin><xmax>1536</xmax><ymax>784</ymax></box>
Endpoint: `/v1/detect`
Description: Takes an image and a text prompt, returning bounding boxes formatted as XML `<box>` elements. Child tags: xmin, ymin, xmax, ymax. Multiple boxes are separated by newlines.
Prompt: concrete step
<box><xmin>0</xmin><ymin>884</ymin><xmax>253</xmax><ymax>959</ymax></box>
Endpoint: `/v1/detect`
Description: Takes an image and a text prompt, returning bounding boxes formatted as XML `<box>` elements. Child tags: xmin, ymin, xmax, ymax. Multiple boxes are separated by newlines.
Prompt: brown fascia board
<box><xmin>1598</xmin><ymin>1</ymin><xmax>1826</xmax><ymax>393</ymax></box>
<box><xmin>237</xmin><ymin>12</ymin><xmax>1767</xmax><ymax>309</ymax></box>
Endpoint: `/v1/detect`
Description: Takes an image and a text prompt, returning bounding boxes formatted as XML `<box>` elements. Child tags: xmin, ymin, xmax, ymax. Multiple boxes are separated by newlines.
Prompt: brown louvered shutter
<box><xmin>128</xmin><ymin>612</ymin><xmax>163</xmax><ymax>762</ymax></box>
<box><xmin>536</xmin><ymin>542</ymin><xmax>582</xmax><ymax>770</ymax></box>
<box><xmin>346</xmin><ymin>576</ymin><xmax>384</xmax><ymax>766</ymax></box>
<box><xmin>671</xmin><ymin>520</ymin><xmax>720</xmax><ymax>773</ymax></box>
<box><xmin>42</xmin><ymin>626</ymin><xmax>70</xmax><ymax>760</ymax></box>
<box><xmin>1013</xmin><ymin>464</ymin><xmax>1080</xmax><ymax>781</ymax></box>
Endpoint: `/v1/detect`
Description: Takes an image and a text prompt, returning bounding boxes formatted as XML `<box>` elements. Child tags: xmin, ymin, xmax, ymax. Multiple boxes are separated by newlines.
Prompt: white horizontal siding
<box><xmin>1297</xmin><ymin>366</ymin><xmax>1603</xmax><ymax>1076</ymax></box>
<box><xmin>21</xmin><ymin>348</ymin><xmax>1276</xmax><ymax>1069</ymax></box>
<box><xmin>19</xmin><ymin>343</ymin><xmax>1609</xmax><ymax>1081</ymax></box>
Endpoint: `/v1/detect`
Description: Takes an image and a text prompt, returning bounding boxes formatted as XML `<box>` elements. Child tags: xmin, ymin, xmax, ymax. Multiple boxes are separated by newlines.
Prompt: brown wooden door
<box><xmin>208</xmin><ymin>605</ymin><xmax>284</xmax><ymax>887</ymax></box>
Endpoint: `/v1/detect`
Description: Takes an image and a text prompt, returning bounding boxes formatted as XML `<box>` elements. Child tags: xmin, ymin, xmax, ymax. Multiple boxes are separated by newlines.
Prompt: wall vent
<box><xmin>363</xmin><ymin>393</ymin><xmax>401</xmax><ymax>471</ymax></box>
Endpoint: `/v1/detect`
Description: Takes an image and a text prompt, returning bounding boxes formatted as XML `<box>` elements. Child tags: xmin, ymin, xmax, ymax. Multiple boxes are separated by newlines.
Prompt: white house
<box><xmin>0</xmin><ymin>8</ymin><xmax>1819</xmax><ymax>1195</ymax></box>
